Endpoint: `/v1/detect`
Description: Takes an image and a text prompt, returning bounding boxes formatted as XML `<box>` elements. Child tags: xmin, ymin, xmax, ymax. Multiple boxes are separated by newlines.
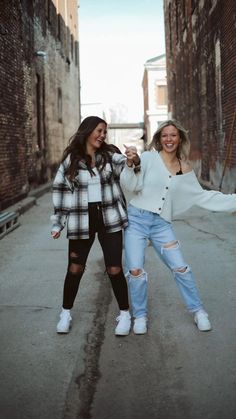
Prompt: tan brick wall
<box><xmin>0</xmin><ymin>0</ymin><xmax>80</xmax><ymax>210</ymax></box>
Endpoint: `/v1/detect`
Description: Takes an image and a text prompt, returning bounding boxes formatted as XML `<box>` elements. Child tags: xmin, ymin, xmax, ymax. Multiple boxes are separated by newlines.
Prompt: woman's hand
<box><xmin>123</xmin><ymin>144</ymin><xmax>140</xmax><ymax>166</ymax></box>
<box><xmin>51</xmin><ymin>231</ymin><xmax>61</xmax><ymax>239</ymax></box>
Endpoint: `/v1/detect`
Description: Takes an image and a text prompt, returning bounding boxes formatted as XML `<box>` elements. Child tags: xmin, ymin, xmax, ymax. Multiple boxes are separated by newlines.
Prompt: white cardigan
<box><xmin>120</xmin><ymin>151</ymin><xmax>236</xmax><ymax>222</ymax></box>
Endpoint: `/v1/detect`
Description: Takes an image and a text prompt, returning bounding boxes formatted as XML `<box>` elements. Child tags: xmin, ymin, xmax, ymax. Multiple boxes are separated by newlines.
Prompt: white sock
<box><xmin>62</xmin><ymin>308</ymin><xmax>70</xmax><ymax>314</ymax></box>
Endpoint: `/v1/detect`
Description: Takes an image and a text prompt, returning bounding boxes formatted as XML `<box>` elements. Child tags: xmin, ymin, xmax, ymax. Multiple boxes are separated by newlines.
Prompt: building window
<box><xmin>75</xmin><ymin>41</ymin><xmax>78</xmax><ymax>66</ymax></box>
<box><xmin>175</xmin><ymin>0</ymin><xmax>179</xmax><ymax>44</ymax></box>
<box><xmin>47</xmin><ymin>0</ymin><xmax>51</xmax><ymax>23</ymax></box>
<box><xmin>215</xmin><ymin>39</ymin><xmax>222</xmax><ymax>133</ymax></box>
<box><xmin>191</xmin><ymin>0</ymin><xmax>197</xmax><ymax>13</ymax></box>
<box><xmin>45</xmin><ymin>0</ymin><xmax>49</xmax><ymax>18</ymax></box>
<box><xmin>182</xmin><ymin>0</ymin><xmax>187</xmax><ymax>29</ymax></box>
<box><xmin>155</xmin><ymin>85</ymin><xmax>168</xmax><ymax>106</ymax></box>
<box><xmin>58</xmin><ymin>88</ymin><xmax>62</xmax><ymax>123</ymax></box>
<box><xmin>168</xmin><ymin>3</ymin><xmax>172</xmax><ymax>54</ymax></box>
<box><xmin>71</xmin><ymin>34</ymin><xmax>74</xmax><ymax>59</ymax></box>
<box><xmin>57</xmin><ymin>15</ymin><xmax>61</xmax><ymax>41</ymax></box>
<box><xmin>36</xmin><ymin>74</ymin><xmax>42</xmax><ymax>150</ymax></box>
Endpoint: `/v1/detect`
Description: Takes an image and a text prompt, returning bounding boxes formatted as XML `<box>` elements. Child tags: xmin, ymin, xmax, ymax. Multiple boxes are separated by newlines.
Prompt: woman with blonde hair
<box><xmin>121</xmin><ymin>119</ymin><xmax>236</xmax><ymax>334</ymax></box>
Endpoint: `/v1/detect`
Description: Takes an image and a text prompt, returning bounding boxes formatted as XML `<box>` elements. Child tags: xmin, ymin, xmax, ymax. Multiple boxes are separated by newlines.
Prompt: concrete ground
<box><xmin>0</xmin><ymin>192</ymin><xmax>236</xmax><ymax>419</ymax></box>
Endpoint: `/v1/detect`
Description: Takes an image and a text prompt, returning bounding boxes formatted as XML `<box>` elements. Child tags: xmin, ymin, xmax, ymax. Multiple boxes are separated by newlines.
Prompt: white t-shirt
<box><xmin>88</xmin><ymin>167</ymin><xmax>102</xmax><ymax>202</ymax></box>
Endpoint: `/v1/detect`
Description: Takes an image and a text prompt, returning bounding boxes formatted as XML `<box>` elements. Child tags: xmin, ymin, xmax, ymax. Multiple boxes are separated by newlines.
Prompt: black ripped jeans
<box><xmin>62</xmin><ymin>202</ymin><xmax>129</xmax><ymax>311</ymax></box>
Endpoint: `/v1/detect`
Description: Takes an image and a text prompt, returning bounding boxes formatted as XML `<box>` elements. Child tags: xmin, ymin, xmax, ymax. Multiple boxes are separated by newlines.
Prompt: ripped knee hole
<box><xmin>130</xmin><ymin>268</ymin><xmax>143</xmax><ymax>277</ymax></box>
<box><xmin>174</xmin><ymin>266</ymin><xmax>188</xmax><ymax>273</ymax></box>
<box><xmin>106</xmin><ymin>266</ymin><xmax>122</xmax><ymax>275</ymax></box>
<box><xmin>163</xmin><ymin>240</ymin><xmax>179</xmax><ymax>249</ymax></box>
<box><xmin>69</xmin><ymin>257</ymin><xmax>85</xmax><ymax>274</ymax></box>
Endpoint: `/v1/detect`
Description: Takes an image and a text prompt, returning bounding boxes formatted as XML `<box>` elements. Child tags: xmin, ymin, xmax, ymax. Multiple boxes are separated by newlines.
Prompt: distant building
<box><xmin>0</xmin><ymin>0</ymin><xmax>80</xmax><ymax>210</ymax></box>
<box><xmin>142</xmin><ymin>54</ymin><xmax>168</xmax><ymax>143</ymax></box>
<box><xmin>164</xmin><ymin>0</ymin><xmax>236</xmax><ymax>192</ymax></box>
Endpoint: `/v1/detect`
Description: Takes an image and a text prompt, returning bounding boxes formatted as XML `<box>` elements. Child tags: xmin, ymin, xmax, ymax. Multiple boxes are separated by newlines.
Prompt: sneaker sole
<box><xmin>194</xmin><ymin>320</ymin><xmax>212</xmax><ymax>332</ymax></box>
<box><xmin>56</xmin><ymin>322</ymin><xmax>72</xmax><ymax>334</ymax></box>
<box><xmin>195</xmin><ymin>326</ymin><xmax>212</xmax><ymax>332</ymax></box>
<box><xmin>133</xmin><ymin>328</ymin><xmax>147</xmax><ymax>335</ymax></box>
<box><xmin>115</xmin><ymin>330</ymin><xmax>130</xmax><ymax>336</ymax></box>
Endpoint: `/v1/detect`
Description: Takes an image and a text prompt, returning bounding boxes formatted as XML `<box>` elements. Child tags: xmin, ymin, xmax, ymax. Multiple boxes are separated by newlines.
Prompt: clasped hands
<box><xmin>123</xmin><ymin>144</ymin><xmax>140</xmax><ymax>167</ymax></box>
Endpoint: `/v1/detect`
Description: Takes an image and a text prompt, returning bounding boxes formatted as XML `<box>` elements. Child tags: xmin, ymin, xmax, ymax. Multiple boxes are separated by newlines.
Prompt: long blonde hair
<box><xmin>148</xmin><ymin>119</ymin><xmax>190</xmax><ymax>160</ymax></box>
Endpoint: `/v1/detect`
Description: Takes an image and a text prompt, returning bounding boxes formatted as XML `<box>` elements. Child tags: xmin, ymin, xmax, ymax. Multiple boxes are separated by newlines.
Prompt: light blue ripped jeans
<box><xmin>124</xmin><ymin>204</ymin><xmax>204</xmax><ymax>319</ymax></box>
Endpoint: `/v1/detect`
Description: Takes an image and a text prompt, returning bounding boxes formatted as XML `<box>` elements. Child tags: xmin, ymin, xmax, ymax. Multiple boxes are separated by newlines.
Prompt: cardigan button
<box><xmin>169</xmin><ymin>175</ymin><xmax>172</xmax><ymax>178</ymax></box>
<box><xmin>158</xmin><ymin>208</ymin><xmax>161</xmax><ymax>211</ymax></box>
<box><xmin>166</xmin><ymin>186</ymin><xmax>168</xmax><ymax>189</ymax></box>
<box><xmin>162</xmin><ymin>197</ymin><xmax>165</xmax><ymax>200</ymax></box>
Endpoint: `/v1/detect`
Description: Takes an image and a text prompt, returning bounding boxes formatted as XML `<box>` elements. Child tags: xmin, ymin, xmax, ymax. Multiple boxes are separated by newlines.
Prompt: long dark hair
<box><xmin>62</xmin><ymin>116</ymin><xmax>121</xmax><ymax>180</ymax></box>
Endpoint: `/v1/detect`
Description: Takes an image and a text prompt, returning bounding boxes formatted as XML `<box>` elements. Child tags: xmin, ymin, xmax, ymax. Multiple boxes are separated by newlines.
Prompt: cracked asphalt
<box><xmin>0</xmin><ymin>193</ymin><xmax>236</xmax><ymax>419</ymax></box>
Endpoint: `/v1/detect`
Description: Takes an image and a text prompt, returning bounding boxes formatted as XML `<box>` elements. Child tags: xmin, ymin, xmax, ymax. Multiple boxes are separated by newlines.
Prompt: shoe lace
<box><xmin>196</xmin><ymin>310</ymin><xmax>208</xmax><ymax>319</ymax></box>
<box><xmin>116</xmin><ymin>312</ymin><xmax>130</xmax><ymax>322</ymax></box>
<box><xmin>135</xmin><ymin>317</ymin><xmax>146</xmax><ymax>324</ymax></box>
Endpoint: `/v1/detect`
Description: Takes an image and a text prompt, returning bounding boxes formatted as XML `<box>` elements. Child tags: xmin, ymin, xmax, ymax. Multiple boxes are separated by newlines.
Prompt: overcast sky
<box><xmin>79</xmin><ymin>0</ymin><xmax>166</xmax><ymax>121</ymax></box>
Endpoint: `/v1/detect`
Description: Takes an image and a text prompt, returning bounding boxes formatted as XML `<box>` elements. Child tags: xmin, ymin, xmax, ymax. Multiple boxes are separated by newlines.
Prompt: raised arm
<box><xmin>120</xmin><ymin>147</ymin><xmax>146</xmax><ymax>192</ymax></box>
<box><xmin>172</xmin><ymin>171</ymin><xmax>236</xmax><ymax>217</ymax></box>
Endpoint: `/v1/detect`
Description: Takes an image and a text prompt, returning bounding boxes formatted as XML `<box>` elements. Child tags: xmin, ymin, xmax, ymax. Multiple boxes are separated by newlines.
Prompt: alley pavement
<box><xmin>0</xmin><ymin>192</ymin><xmax>236</xmax><ymax>419</ymax></box>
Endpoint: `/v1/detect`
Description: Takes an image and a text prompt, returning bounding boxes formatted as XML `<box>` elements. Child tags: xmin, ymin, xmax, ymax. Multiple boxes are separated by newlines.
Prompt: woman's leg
<box><xmin>150</xmin><ymin>218</ymin><xmax>204</xmax><ymax>313</ymax></box>
<box><xmin>151</xmin><ymin>225</ymin><xmax>211</xmax><ymax>330</ymax></box>
<box><xmin>98</xmin><ymin>228</ymin><xmax>131</xmax><ymax>335</ymax></box>
<box><xmin>57</xmin><ymin>236</ymin><xmax>95</xmax><ymax>333</ymax></box>
<box><xmin>124</xmin><ymin>205</ymin><xmax>150</xmax><ymax>321</ymax></box>
<box><xmin>98</xmin><ymin>229</ymin><xmax>129</xmax><ymax>310</ymax></box>
<box><xmin>62</xmin><ymin>203</ymin><xmax>100</xmax><ymax>310</ymax></box>
<box><xmin>62</xmin><ymin>237</ymin><xmax>95</xmax><ymax>309</ymax></box>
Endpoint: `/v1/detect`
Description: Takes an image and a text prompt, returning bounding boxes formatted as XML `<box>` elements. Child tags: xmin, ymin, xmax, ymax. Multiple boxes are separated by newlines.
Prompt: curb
<box><xmin>5</xmin><ymin>182</ymin><xmax>52</xmax><ymax>215</ymax></box>
<box><xmin>0</xmin><ymin>182</ymin><xmax>52</xmax><ymax>239</ymax></box>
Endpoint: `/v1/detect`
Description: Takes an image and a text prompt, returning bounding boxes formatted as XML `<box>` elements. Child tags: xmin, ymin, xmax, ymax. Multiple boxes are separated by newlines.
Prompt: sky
<box><xmin>79</xmin><ymin>0</ymin><xmax>166</xmax><ymax>122</ymax></box>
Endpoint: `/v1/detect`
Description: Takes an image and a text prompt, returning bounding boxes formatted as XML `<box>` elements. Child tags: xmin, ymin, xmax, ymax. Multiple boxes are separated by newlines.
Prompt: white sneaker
<box><xmin>194</xmin><ymin>310</ymin><xmax>211</xmax><ymax>332</ymax></box>
<box><xmin>133</xmin><ymin>317</ymin><xmax>148</xmax><ymax>334</ymax></box>
<box><xmin>56</xmin><ymin>309</ymin><xmax>72</xmax><ymax>334</ymax></box>
<box><xmin>115</xmin><ymin>310</ymin><xmax>131</xmax><ymax>336</ymax></box>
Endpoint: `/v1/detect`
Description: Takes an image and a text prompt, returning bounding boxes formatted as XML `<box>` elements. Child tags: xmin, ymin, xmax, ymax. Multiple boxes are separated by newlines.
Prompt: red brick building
<box><xmin>164</xmin><ymin>0</ymin><xmax>236</xmax><ymax>192</ymax></box>
<box><xmin>0</xmin><ymin>0</ymin><xmax>80</xmax><ymax>210</ymax></box>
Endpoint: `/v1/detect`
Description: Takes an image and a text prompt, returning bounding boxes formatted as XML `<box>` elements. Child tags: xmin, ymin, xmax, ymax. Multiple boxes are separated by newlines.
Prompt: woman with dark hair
<box><xmin>121</xmin><ymin>119</ymin><xmax>236</xmax><ymax>334</ymax></box>
<box><xmin>51</xmin><ymin>116</ymin><xmax>131</xmax><ymax>335</ymax></box>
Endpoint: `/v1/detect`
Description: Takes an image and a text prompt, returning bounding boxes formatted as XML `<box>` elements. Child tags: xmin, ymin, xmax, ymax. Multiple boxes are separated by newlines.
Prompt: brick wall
<box><xmin>0</xmin><ymin>1</ymin><xmax>32</xmax><ymax>208</ymax></box>
<box><xmin>164</xmin><ymin>0</ymin><xmax>236</xmax><ymax>192</ymax></box>
<box><xmin>0</xmin><ymin>0</ymin><xmax>80</xmax><ymax>210</ymax></box>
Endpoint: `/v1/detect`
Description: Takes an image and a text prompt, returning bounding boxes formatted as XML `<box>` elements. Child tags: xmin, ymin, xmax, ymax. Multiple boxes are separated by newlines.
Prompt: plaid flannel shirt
<box><xmin>51</xmin><ymin>152</ymin><xmax>128</xmax><ymax>239</ymax></box>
